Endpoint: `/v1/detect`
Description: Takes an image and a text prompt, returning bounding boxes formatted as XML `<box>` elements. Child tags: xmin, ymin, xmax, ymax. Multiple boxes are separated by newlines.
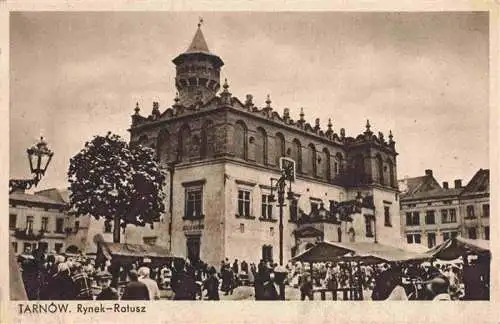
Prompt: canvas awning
<box><xmin>291</xmin><ymin>241</ymin><xmax>429</xmax><ymax>264</ymax></box>
<box><xmin>419</xmin><ymin>236</ymin><xmax>490</xmax><ymax>261</ymax></box>
<box><xmin>96</xmin><ymin>242</ymin><xmax>180</xmax><ymax>265</ymax></box>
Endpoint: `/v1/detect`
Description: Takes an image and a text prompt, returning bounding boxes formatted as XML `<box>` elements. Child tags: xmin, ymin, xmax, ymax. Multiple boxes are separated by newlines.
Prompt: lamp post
<box><xmin>269</xmin><ymin>165</ymin><xmax>294</xmax><ymax>301</ymax></box>
<box><xmin>9</xmin><ymin>137</ymin><xmax>54</xmax><ymax>194</ymax></box>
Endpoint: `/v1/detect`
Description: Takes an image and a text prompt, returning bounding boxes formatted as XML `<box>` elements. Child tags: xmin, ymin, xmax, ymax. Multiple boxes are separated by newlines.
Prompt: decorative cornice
<box><xmin>181</xmin><ymin>179</ymin><xmax>207</xmax><ymax>187</ymax></box>
<box><xmin>235</xmin><ymin>179</ymin><xmax>257</xmax><ymax>187</ymax></box>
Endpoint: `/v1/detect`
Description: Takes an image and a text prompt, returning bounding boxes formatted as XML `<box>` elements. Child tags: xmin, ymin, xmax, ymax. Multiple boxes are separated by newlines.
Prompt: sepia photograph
<box><xmin>7</xmin><ymin>10</ymin><xmax>491</xmax><ymax>308</ymax></box>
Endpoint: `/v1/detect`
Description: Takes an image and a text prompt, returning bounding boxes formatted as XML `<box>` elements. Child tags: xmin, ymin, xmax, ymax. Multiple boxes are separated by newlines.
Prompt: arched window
<box><xmin>274</xmin><ymin>132</ymin><xmax>285</xmax><ymax>165</ymax></box>
<box><xmin>138</xmin><ymin>135</ymin><xmax>148</xmax><ymax>146</ymax></box>
<box><xmin>234</xmin><ymin>120</ymin><xmax>247</xmax><ymax>160</ymax></box>
<box><xmin>157</xmin><ymin>129</ymin><xmax>170</xmax><ymax>164</ymax></box>
<box><xmin>308</xmin><ymin>143</ymin><xmax>317</xmax><ymax>177</ymax></box>
<box><xmin>323</xmin><ymin>148</ymin><xmax>331</xmax><ymax>180</ymax></box>
<box><xmin>200</xmin><ymin>120</ymin><xmax>215</xmax><ymax>159</ymax></box>
<box><xmin>334</xmin><ymin>153</ymin><xmax>343</xmax><ymax>176</ymax></box>
<box><xmin>255</xmin><ymin>127</ymin><xmax>267</xmax><ymax>165</ymax></box>
<box><xmin>387</xmin><ymin>158</ymin><xmax>395</xmax><ymax>187</ymax></box>
<box><xmin>376</xmin><ymin>154</ymin><xmax>384</xmax><ymax>185</ymax></box>
<box><xmin>291</xmin><ymin>139</ymin><xmax>302</xmax><ymax>173</ymax></box>
<box><xmin>178</xmin><ymin>124</ymin><xmax>191</xmax><ymax>161</ymax></box>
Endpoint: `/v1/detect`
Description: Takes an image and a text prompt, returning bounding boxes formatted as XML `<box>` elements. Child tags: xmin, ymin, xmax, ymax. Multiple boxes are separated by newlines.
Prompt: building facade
<box><xmin>9</xmin><ymin>189</ymin><xmax>74</xmax><ymax>255</ymax></box>
<box><xmin>399</xmin><ymin>168</ymin><xmax>490</xmax><ymax>249</ymax></box>
<box><xmin>127</xmin><ymin>24</ymin><xmax>402</xmax><ymax>267</ymax></box>
<box><xmin>459</xmin><ymin>169</ymin><xmax>490</xmax><ymax>240</ymax></box>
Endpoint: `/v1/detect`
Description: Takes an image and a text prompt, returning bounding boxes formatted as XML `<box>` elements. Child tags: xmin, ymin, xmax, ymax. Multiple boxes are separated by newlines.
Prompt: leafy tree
<box><xmin>68</xmin><ymin>132</ymin><xmax>166</xmax><ymax>243</ymax></box>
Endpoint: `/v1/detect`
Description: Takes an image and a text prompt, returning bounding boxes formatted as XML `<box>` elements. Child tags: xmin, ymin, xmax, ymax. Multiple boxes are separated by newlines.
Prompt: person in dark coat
<box><xmin>121</xmin><ymin>270</ymin><xmax>150</xmax><ymax>300</ymax></box>
<box><xmin>95</xmin><ymin>271</ymin><xmax>119</xmax><ymax>300</ymax></box>
<box><xmin>203</xmin><ymin>267</ymin><xmax>220</xmax><ymax>300</ymax></box>
<box><xmin>170</xmin><ymin>259</ymin><xmax>198</xmax><ymax>300</ymax></box>
<box><xmin>49</xmin><ymin>263</ymin><xmax>77</xmax><ymax>300</ymax></box>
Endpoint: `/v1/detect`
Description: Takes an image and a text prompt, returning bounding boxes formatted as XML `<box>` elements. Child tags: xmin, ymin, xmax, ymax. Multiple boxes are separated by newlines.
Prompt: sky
<box><xmin>10</xmin><ymin>11</ymin><xmax>489</xmax><ymax>191</ymax></box>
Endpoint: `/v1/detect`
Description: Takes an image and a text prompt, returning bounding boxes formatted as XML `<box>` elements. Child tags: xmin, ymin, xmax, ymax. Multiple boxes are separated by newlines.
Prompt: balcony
<box><xmin>13</xmin><ymin>228</ymin><xmax>45</xmax><ymax>241</ymax></box>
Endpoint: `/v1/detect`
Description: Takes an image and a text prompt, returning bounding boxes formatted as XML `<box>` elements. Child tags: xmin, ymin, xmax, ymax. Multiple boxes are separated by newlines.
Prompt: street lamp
<box><xmin>9</xmin><ymin>137</ymin><xmax>54</xmax><ymax>194</ymax></box>
<box><xmin>269</xmin><ymin>165</ymin><xmax>294</xmax><ymax>301</ymax></box>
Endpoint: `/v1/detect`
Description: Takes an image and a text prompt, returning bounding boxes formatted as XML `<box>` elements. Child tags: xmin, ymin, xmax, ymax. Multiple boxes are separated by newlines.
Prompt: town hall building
<box><xmin>127</xmin><ymin>24</ymin><xmax>402</xmax><ymax>267</ymax></box>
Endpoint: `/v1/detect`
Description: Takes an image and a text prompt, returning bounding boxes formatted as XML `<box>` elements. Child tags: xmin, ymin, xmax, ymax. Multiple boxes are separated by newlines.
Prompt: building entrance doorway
<box><xmin>186</xmin><ymin>235</ymin><xmax>201</xmax><ymax>263</ymax></box>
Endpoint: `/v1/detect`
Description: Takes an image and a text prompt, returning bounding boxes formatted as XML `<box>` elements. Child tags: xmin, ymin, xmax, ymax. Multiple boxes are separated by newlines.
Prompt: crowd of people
<box><xmin>16</xmin><ymin>245</ymin><xmax>489</xmax><ymax>301</ymax></box>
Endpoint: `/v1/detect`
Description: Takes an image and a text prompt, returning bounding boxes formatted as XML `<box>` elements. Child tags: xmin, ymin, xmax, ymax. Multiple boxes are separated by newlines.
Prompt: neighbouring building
<box><xmin>126</xmin><ymin>23</ymin><xmax>402</xmax><ymax>267</ymax></box>
<box><xmin>399</xmin><ymin>168</ymin><xmax>490</xmax><ymax>249</ymax></box>
<box><xmin>9</xmin><ymin>188</ymin><xmax>74</xmax><ymax>255</ymax></box>
<box><xmin>460</xmin><ymin>169</ymin><xmax>490</xmax><ymax>241</ymax></box>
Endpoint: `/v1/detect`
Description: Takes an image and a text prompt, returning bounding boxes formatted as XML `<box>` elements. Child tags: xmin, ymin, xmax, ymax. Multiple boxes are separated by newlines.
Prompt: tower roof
<box><xmin>186</xmin><ymin>26</ymin><xmax>210</xmax><ymax>54</ymax></box>
<box><xmin>172</xmin><ymin>23</ymin><xmax>224</xmax><ymax>68</ymax></box>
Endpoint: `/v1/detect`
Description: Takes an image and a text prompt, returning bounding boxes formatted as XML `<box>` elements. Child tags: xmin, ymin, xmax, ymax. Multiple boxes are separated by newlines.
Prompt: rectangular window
<box><xmin>449</xmin><ymin>209</ymin><xmax>457</xmax><ymax>223</ymax></box>
<box><xmin>384</xmin><ymin>206</ymin><xmax>391</xmax><ymax>227</ymax></box>
<box><xmin>466</xmin><ymin>205</ymin><xmax>475</xmax><ymax>218</ymax></box>
<box><xmin>412</xmin><ymin>212</ymin><xmax>420</xmax><ymax>225</ymax></box>
<box><xmin>23</xmin><ymin>242</ymin><xmax>32</xmax><ymax>253</ymax></box>
<box><xmin>427</xmin><ymin>232</ymin><xmax>436</xmax><ymax>248</ymax></box>
<box><xmin>41</xmin><ymin>217</ymin><xmax>49</xmax><ymax>232</ymax></box>
<box><xmin>484</xmin><ymin>226</ymin><xmax>490</xmax><ymax>240</ymax></box>
<box><xmin>261</xmin><ymin>195</ymin><xmax>273</xmax><ymax>220</ymax></box>
<box><xmin>238</xmin><ymin>190</ymin><xmax>251</xmax><ymax>217</ymax></box>
<box><xmin>54</xmin><ymin>243</ymin><xmax>63</xmax><ymax>254</ymax></box>
<box><xmin>405</xmin><ymin>212</ymin><xmax>412</xmax><ymax>226</ymax></box>
<box><xmin>55</xmin><ymin>218</ymin><xmax>64</xmax><ymax>233</ymax></box>
<box><xmin>185</xmin><ymin>187</ymin><xmax>203</xmax><ymax>219</ymax></box>
<box><xmin>365</xmin><ymin>216</ymin><xmax>373</xmax><ymax>237</ymax></box>
<box><xmin>482</xmin><ymin>204</ymin><xmax>490</xmax><ymax>218</ymax></box>
<box><xmin>26</xmin><ymin>216</ymin><xmax>34</xmax><ymax>232</ymax></box>
<box><xmin>441</xmin><ymin>209</ymin><xmax>449</xmax><ymax>223</ymax></box>
<box><xmin>406</xmin><ymin>234</ymin><xmax>421</xmax><ymax>244</ymax></box>
<box><xmin>9</xmin><ymin>214</ymin><xmax>17</xmax><ymax>230</ymax></box>
<box><xmin>262</xmin><ymin>245</ymin><xmax>273</xmax><ymax>262</ymax></box>
<box><xmin>290</xmin><ymin>199</ymin><xmax>298</xmax><ymax>221</ymax></box>
<box><xmin>38</xmin><ymin>242</ymin><xmax>49</xmax><ymax>253</ymax></box>
<box><xmin>468</xmin><ymin>227</ymin><xmax>477</xmax><ymax>239</ymax></box>
<box><xmin>12</xmin><ymin>242</ymin><xmax>18</xmax><ymax>253</ymax></box>
<box><xmin>310</xmin><ymin>202</ymin><xmax>319</xmax><ymax>214</ymax></box>
<box><xmin>425</xmin><ymin>210</ymin><xmax>435</xmax><ymax>225</ymax></box>
<box><xmin>443</xmin><ymin>232</ymin><xmax>450</xmax><ymax>241</ymax></box>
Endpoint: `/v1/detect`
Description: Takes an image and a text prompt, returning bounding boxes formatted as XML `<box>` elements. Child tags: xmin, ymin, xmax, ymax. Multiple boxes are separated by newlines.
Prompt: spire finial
<box><xmin>198</xmin><ymin>17</ymin><xmax>204</xmax><ymax>28</ymax></box>
<box><xmin>327</xmin><ymin>118</ymin><xmax>333</xmax><ymax>130</ymax></box>
<box><xmin>300</xmin><ymin>107</ymin><xmax>305</xmax><ymax>121</ymax></box>
<box><xmin>365</xmin><ymin>119</ymin><xmax>371</xmax><ymax>132</ymax></box>
<box><xmin>174</xmin><ymin>92</ymin><xmax>180</xmax><ymax>104</ymax></box>
<box><xmin>389</xmin><ymin>130</ymin><xmax>394</xmax><ymax>142</ymax></box>
<box><xmin>134</xmin><ymin>102</ymin><xmax>140</xmax><ymax>115</ymax></box>
<box><xmin>265</xmin><ymin>94</ymin><xmax>272</xmax><ymax>108</ymax></box>
<box><xmin>222</xmin><ymin>78</ymin><xmax>229</xmax><ymax>91</ymax></box>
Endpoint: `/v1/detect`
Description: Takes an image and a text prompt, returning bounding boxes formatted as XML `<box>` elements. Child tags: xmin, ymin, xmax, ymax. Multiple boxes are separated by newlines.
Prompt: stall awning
<box><xmin>292</xmin><ymin>241</ymin><xmax>429</xmax><ymax>264</ymax></box>
<box><xmin>419</xmin><ymin>236</ymin><xmax>490</xmax><ymax>261</ymax></box>
<box><xmin>97</xmin><ymin>242</ymin><xmax>179</xmax><ymax>264</ymax></box>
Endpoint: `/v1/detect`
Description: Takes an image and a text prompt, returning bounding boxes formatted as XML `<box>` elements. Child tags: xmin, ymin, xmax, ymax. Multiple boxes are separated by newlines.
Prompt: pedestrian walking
<box><xmin>138</xmin><ymin>266</ymin><xmax>161</xmax><ymax>300</ymax></box>
<box><xmin>203</xmin><ymin>266</ymin><xmax>220</xmax><ymax>300</ymax></box>
<box><xmin>121</xmin><ymin>270</ymin><xmax>150</xmax><ymax>300</ymax></box>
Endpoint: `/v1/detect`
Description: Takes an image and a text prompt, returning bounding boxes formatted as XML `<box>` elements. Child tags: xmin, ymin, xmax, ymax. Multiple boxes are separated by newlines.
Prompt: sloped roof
<box><xmin>460</xmin><ymin>169</ymin><xmax>489</xmax><ymax>197</ymax></box>
<box><xmin>35</xmin><ymin>188</ymin><xmax>69</xmax><ymax>204</ymax></box>
<box><xmin>9</xmin><ymin>191</ymin><xmax>66</xmax><ymax>207</ymax></box>
<box><xmin>403</xmin><ymin>187</ymin><xmax>463</xmax><ymax>201</ymax></box>
<box><xmin>186</xmin><ymin>26</ymin><xmax>210</xmax><ymax>53</ymax></box>
<box><xmin>420</xmin><ymin>236</ymin><xmax>490</xmax><ymax>261</ymax></box>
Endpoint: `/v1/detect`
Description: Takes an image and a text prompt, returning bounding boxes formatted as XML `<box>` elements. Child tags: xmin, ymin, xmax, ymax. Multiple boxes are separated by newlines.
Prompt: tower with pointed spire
<box><xmin>172</xmin><ymin>21</ymin><xmax>224</xmax><ymax>108</ymax></box>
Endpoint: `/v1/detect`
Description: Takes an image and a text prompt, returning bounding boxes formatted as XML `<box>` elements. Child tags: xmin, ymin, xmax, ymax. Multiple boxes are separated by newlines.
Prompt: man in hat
<box><xmin>121</xmin><ymin>270</ymin><xmax>150</xmax><ymax>300</ymax></box>
<box><xmin>95</xmin><ymin>271</ymin><xmax>119</xmax><ymax>300</ymax></box>
<box><xmin>202</xmin><ymin>266</ymin><xmax>220</xmax><ymax>300</ymax></box>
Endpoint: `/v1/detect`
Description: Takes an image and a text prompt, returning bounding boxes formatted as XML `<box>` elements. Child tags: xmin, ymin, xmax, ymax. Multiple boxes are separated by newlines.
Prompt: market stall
<box><xmin>96</xmin><ymin>241</ymin><xmax>180</xmax><ymax>267</ymax></box>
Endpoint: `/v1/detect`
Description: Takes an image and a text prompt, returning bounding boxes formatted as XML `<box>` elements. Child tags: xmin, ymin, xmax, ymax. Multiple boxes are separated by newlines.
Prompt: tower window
<box><xmin>238</xmin><ymin>190</ymin><xmax>251</xmax><ymax>217</ymax></box>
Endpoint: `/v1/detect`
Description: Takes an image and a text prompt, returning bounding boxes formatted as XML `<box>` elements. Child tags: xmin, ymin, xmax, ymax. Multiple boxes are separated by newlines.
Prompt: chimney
<box><xmin>454</xmin><ymin>179</ymin><xmax>462</xmax><ymax>189</ymax></box>
<box><xmin>425</xmin><ymin>169</ymin><xmax>433</xmax><ymax>177</ymax></box>
<box><xmin>442</xmin><ymin>182</ymin><xmax>449</xmax><ymax>189</ymax></box>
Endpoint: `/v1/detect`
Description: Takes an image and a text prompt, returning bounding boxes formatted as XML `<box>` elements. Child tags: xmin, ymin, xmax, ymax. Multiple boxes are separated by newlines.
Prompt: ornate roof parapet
<box><xmin>244</xmin><ymin>94</ymin><xmax>254</xmax><ymax>110</ymax></box>
<box><xmin>131</xmin><ymin>102</ymin><xmax>147</xmax><ymax>125</ymax></box>
<box><xmin>325</xmin><ymin>118</ymin><xmax>333</xmax><ymax>139</ymax></box>
<box><xmin>150</xmin><ymin>101</ymin><xmax>161</xmax><ymax>120</ymax></box>
<box><xmin>262</xmin><ymin>94</ymin><xmax>273</xmax><ymax>117</ymax></box>
<box><xmin>283</xmin><ymin>108</ymin><xmax>291</xmax><ymax>123</ymax></box>
<box><xmin>220</xmin><ymin>78</ymin><xmax>232</xmax><ymax>105</ymax></box>
<box><xmin>314</xmin><ymin>118</ymin><xmax>321</xmax><ymax>134</ymax></box>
